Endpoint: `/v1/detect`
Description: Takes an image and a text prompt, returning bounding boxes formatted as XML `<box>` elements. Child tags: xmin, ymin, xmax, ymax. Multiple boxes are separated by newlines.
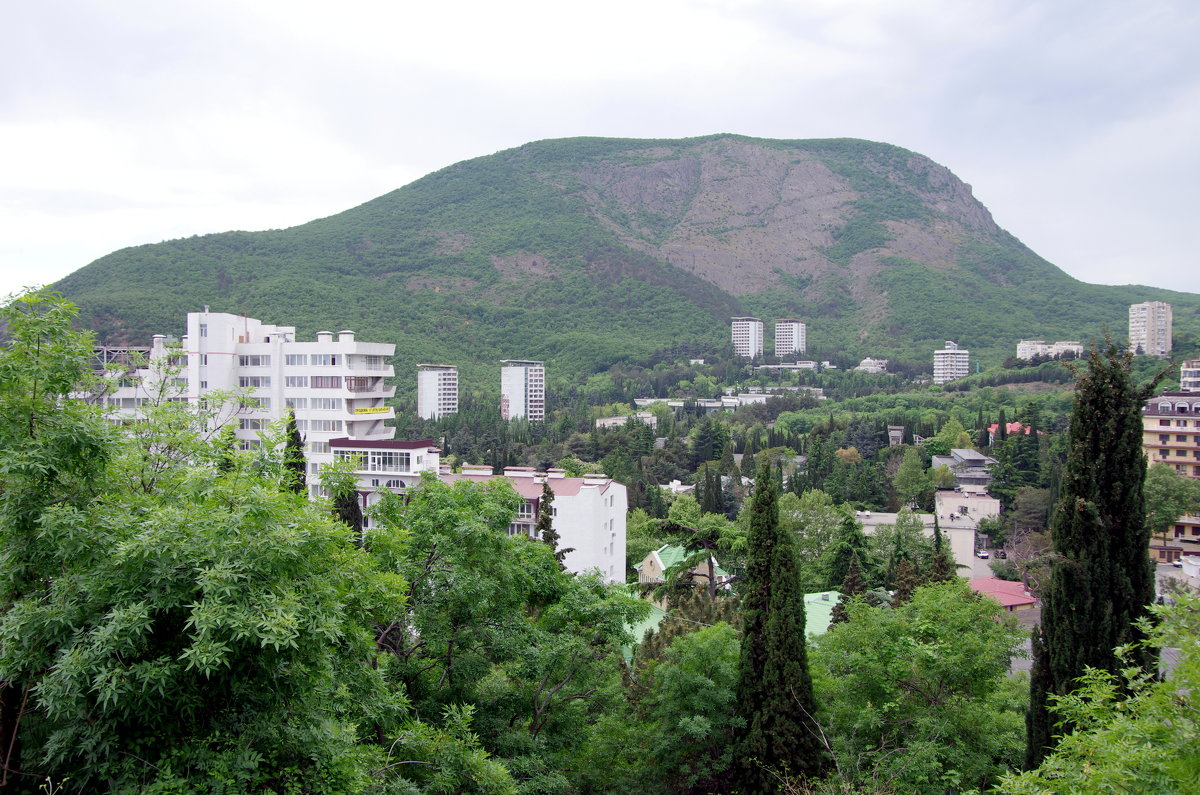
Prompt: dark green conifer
<box><xmin>1025</xmin><ymin>342</ymin><xmax>1159</xmax><ymax>767</ymax></box>
<box><xmin>928</xmin><ymin>514</ymin><xmax>956</xmax><ymax>583</ymax></box>
<box><xmin>735</xmin><ymin>462</ymin><xmax>829</xmax><ymax>790</ymax></box>
<box><xmin>830</xmin><ymin>551</ymin><xmax>864</xmax><ymax>624</ymax></box>
<box><xmin>536</xmin><ymin>479</ymin><xmax>566</xmax><ymax>567</ymax></box>
<box><xmin>283</xmin><ymin>409</ymin><xmax>306</xmax><ymax>494</ymax></box>
<box><xmin>891</xmin><ymin>557</ymin><xmax>920</xmax><ymax>605</ymax></box>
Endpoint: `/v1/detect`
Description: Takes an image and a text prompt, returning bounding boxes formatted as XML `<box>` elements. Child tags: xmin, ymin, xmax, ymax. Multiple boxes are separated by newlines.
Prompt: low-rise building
<box><xmin>855</xmin><ymin>357</ymin><xmax>888</xmax><ymax>373</ymax></box>
<box><xmin>1015</xmin><ymin>340</ymin><xmax>1084</xmax><ymax>360</ymax></box>
<box><xmin>930</xmin><ymin>449</ymin><xmax>997</xmax><ymax>494</ymax></box>
<box><xmin>595</xmin><ymin>411</ymin><xmax>658</xmax><ymax>430</ymax></box>
<box><xmin>441</xmin><ymin>466</ymin><xmax>626</xmax><ymax>583</ymax></box>
<box><xmin>855</xmin><ymin>511</ymin><xmax>976</xmax><ymax>574</ymax></box>
<box><xmin>969</xmin><ymin>577</ymin><xmax>1037</xmax><ymax>611</ymax></box>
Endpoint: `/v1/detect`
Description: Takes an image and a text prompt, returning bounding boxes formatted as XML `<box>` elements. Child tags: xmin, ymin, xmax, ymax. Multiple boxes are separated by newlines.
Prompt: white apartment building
<box><xmin>443</xmin><ymin>466</ymin><xmax>626</xmax><ymax>583</ymax></box>
<box><xmin>416</xmin><ymin>364</ymin><xmax>458</xmax><ymax>420</ymax></box>
<box><xmin>774</xmin><ymin>319</ymin><xmax>807</xmax><ymax>357</ymax></box>
<box><xmin>1015</xmin><ymin>340</ymin><xmax>1084</xmax><ymax>360</ymax></box>
<box><xmin>94</xmin><ymin>311</ymin><xmax>396</xmax><ymax>495</ymax></box>
<box><xmin>731</xmin><ymin>317</ymin><xmax>764</xmax><ymax>358</ymax></box>
<box><xmin>933</xmin><ymin>341</ymin><xmax>970</xmax><ymax>385</ymax></box>
<box><xmin>1129</xmin><ymin>301</ymin><xmax>1173</xmax><ymax>357</ymax></box>
<box><xmin>500</xmin><ymin>360</ymin><xmax>545</xmax><ymax>421</ymax></box>
<box><xmin>332</xmin><ymin>445</ymin><xmax>627</xmax><ymax>583</ymax></box>
<box><xmin>1182</xmin><ymin>359</ymin><xmax>1200</xmax><ymax>393</ymax></box>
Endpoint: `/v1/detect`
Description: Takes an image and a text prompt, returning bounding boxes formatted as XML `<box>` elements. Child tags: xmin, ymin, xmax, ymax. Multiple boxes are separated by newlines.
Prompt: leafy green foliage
<box><xmin>812</xmin><ymin>582</ymin><xmax>1028</xmax><ymax>793</ymax></box>
<box><xmin>1002</xmin><ymin>594</ymin><xmax>1200</xmax><ymax>794</ymax></box>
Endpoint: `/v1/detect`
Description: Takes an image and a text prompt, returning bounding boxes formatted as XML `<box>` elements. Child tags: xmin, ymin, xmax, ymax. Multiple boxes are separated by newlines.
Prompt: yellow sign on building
<box><xmin>353</xmin><ymin>406</ymin><xmax>390</xmax><ymax>414</ymax></box>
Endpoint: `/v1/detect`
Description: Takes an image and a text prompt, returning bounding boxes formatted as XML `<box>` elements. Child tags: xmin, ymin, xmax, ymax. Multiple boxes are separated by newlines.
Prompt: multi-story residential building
<box><xmin>93</xmin><ymin>311</ymin><xmax>396</xmax><ymax>496</ymax></box>
<box><xmin>1142</xmin><ymin>392</ymin><xmax>1200</xmax><ymax>561</ymax></box>
<box><xmin>774</xmin><ymin>319</ymin><xmax>806</xmax><ymax>357</ymax></box>
<box><xmin>933</xmin><ymin>341</ymin><xmax>970</xmax><ymax>385</ymax></box>
<box><xmin>1129</xmin><ymin>301</ymin><xmax>1173</xmax><ymax>357</ymax></box>
<box><xmin>1181</xmin><ymin>359</ymin><xmax>1200</xmax><ymax>393</ymax></box>
<box><xmin>416</xmin><ymin>364</ymin><xmax>458</xmax><ymax>419</ymax></box>
<box><xmin>444</xmin><ymin>466</ymin><xmax>626</xmax><ymax>583</ymax></box>
<box><xmin>500</xmin><ymin>360</ymin><xmax>545</xmax><ymax>421</ymax></box>
<box><xmin>731</xmin><ymin>317</ymin><xmax>764</xmax><ymax>358</ymax></box>
<box><xmin>1015</xmin><ymin>340</ymin><xmax>1084</xmax><ymax>360</ymax></box>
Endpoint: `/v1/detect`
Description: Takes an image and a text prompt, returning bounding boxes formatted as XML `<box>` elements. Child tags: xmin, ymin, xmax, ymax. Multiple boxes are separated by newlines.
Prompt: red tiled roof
<box><xmin>987</xmin><ymin>422</ymin><xmax>1032</xmax><ymax>436</ymax></box>
<box><xmin>969</xmin><ymin>576</ymin><xmax>1036</xmax><ymax>608</ymax></box>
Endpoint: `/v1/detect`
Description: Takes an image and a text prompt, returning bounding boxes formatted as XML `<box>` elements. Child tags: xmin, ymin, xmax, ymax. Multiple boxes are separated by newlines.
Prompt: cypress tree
<box><xmin>283</xmin><ymin>409</ymin><xmax>306</xmax><ymax>494</ymax></box>
<box><xmin>830</xmin><ymin>551</ymin><xmax>864</xmax><ymax>624</ymax></box>
<box><xmin>536</xmin><ymin>479</ymin><xmax>566</xmax><ymax>567</ymax></box>
<box><xmin>928</xmin><ymin>513</ymin><xmax>956</xmax><ymax>583</ymax></box>
<box><xmin>891</xmin><ymin>557</ymin><xmax>920</xmax><ymax>605</ymax></box>
<box><xmin>1025</xmin><ymin>342</ymin><xmax>1159</xmax><ymax>767</ymax></box>
<box><xmin>735</xmin><ymin>462</ymin><xmax>829</xmax><ymax>790</ymax></box>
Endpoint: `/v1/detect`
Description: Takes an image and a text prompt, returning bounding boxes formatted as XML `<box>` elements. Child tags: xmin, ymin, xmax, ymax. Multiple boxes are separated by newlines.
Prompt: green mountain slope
<box><xmin>53</xmin><ymin>135</ymin><xmax>1199</xmax><ymax>392</ymax></box>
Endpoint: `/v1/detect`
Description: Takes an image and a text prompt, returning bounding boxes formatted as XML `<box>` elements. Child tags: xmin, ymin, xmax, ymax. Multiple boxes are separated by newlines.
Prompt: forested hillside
<box><xmin>52</xmin><ymin>135</ymin><xmax>1200</xmax><ymax>394</ymax></box>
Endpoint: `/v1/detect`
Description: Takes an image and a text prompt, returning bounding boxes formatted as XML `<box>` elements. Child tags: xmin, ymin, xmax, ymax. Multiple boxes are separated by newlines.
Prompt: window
<box><xmin>293</xmin><ymin>419</ymin><xmax>308</xmax><ymax>431</ymax></box>
<box><xmin>238</xmin><ymin>355</ymin><xmax>271</xmax><ymax>367</ymax></box>
<box><xmin>1160</xmin><ymin>435</ymin><xmax>1171</xmax><ymax>443</ymax></box>
<box><xmin>285</xmin><ymin>354</ymin><xmax>308</xmax><ymax>366</ymax></box>
<box><xmin>309</xmin><ymin>441</ymin><xmax>330</xmax><ymax>454</ymax></box>
<box><xmin>311</xmin><ymin>397</ymin><xmax>340</xmax><ymax>410</ymax></box>
<box><xmin>341</xmin><ymin>450</ymin><xmax>411</xmax><ymax>472</ymax></box>
<box><xmin>1178</xmin><ymin>435</ymin><xmax>1189</xmax><ymax>442</ymax></box>
<box><xmin>311</xmin><ymin>376</ymin><xmax>342</xmax><ymax>389</ymax></box>
<box><xmin>286</xmin><ymin>397</ymin><xmax>308</xmax><ymax>410</ymax></box>
<box><xmin>239</xmin><ymin>376</ymin><xmax>270</xmax><ymax>388</ymax></box>
<box><xmin>239</xmin><ymin>418</ymin><xmax>265</xmax><ymax>430</ymax></box>
<box><xmin>199</xmin><ymin>354</ymin><xmax>208</xmax><ymax>365</ymax></box>
<box><xmin>245</xmin><ymin>397</ymin><xmax>270</xmax><ymax>410</ymax></box>
<box><xmin>1159</xmin><ymin>419</ymin><xmax>1171</xmax><ymax>426</ymax></box>
<box><xmin>311</xmin><ymin>354</ymin><xmax>338</xmax><ymax>366</ymax></box>
<box><xmin>518</xmin><ymin>501</ymin><xmax>536</xmax><ymax>519</ymax></box>
<box><xmin>200</xmin><ymin>380</ymin><xmax>208</xmax><ymax>389</ymax></box>
<box><xmin>237</xmin><ymin>440</ymin><xmax>260</xmax><ymax>450</ymax></box>
<box><xmin>309</xmin><ymin>420</ymin><xmax>343</xmax><ymax>432</ymax></box>
<box><xmin>200</xmin><ymin>323</ymin><xmax>208</xmax><ymax>338</ymax></box>
<box><xmin>285</xmin><ymin>376</ymin><xmax>309</xmax><ymax>388</ymax></box>
<box><xmin>386</xmin><ymin>479</ymin><xmax>401</xmax><ymax>489</ymax></box>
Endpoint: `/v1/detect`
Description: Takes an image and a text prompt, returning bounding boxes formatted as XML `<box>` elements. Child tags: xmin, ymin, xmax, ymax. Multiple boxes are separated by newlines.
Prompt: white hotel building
<box><xmin>330</xmin><ymin>438</ymin><xmax>626</xmax><ymax>583</ymax></box>
<box><xmin>416</xmin><ymin>364</ymin><xmax>459</xmax><ymax>420</ymax></box>
<box><xmin>731</xmin><ymin>317</ymin><xmax>764</xmax><ymax>358</ymax></box>
<box><xmin>774</xmin><ymin>319</ymin><xmax>807</xmax><ymax>357</ymax></box>
<box><xmin>500</xmin><ymin>360</ymin><xmax>545</xmax><ymax>421</ymax></box>
<box><xmin>95</xmin><ymin>311</ymin><xmax>396</xmax><ymax>495</ymax></box>
<box><xmin>933</xmin><ymin>341</ymin><xmax>970</xmax><ymax>385</ymax></box>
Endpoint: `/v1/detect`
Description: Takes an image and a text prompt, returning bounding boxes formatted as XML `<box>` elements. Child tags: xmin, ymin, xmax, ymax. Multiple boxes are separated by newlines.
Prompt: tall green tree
<box><xmin>813</xmin><ymin>582</ymin><xmax>1027</xmax><ymax>793</ymax></box>
<box><xmin>283</xmin><ymin>408</ymin><xmax>307</xmax><ymax>494</ymax></box>
<box><xmin>1143</xmin><ymin>461</ymin><xmax>1200</xmax><ymax>546</ymax></box>
<box><xmin>1025</xmin><ymin>343</ymin><xmax>1160</xmax><ymax>767</ymax></box>
<box><xmin>735</xmin><ymin>462</ymin><xmax>829</xmax><ymax>790</ymax></box>
<box><xmin>893</xmin><ymin>446</ymin><xmax>932</xmax><ymax>509</ymax></box>
<box><xmin>536</xmin><ymin>478</ymin><xmax>566</xmax><ymax>566</ymax></box>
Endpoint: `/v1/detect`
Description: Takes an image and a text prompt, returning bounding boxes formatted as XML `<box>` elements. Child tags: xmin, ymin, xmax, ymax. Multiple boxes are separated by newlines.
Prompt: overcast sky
<box><xmin>4</xmin><ymin>0</ymin><xmax>1198</xmax><ymax>300</ymax></box>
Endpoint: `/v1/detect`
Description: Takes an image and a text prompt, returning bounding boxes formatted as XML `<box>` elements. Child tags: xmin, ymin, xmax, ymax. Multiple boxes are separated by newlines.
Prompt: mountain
<box><xmin>52</xmin><ymin>135</ymin><xmax>1199</xmax><ymax>393</ymax></box>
